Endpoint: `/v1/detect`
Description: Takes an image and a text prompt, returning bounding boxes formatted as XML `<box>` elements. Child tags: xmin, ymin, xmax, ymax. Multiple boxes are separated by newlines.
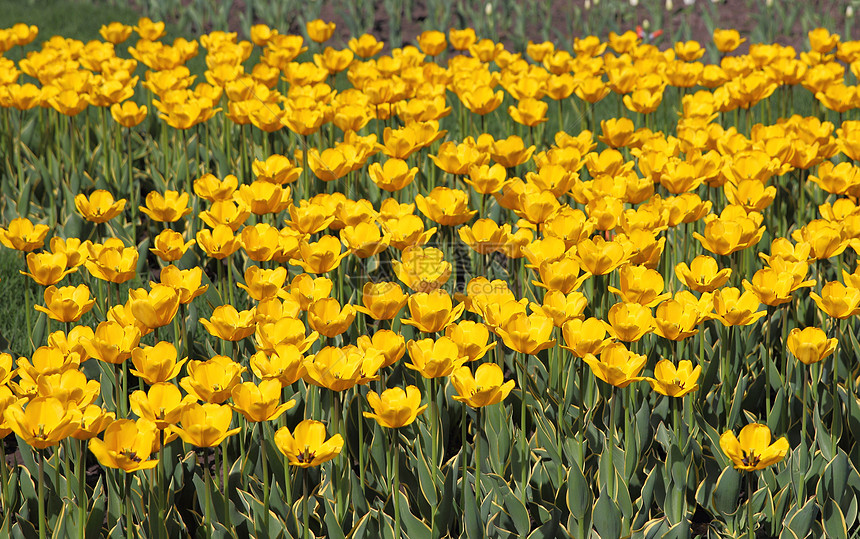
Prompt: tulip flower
<box><xmin>304</xmin><ymin>346</ymin><xmax>383</xmax><ymax>391</ymax></box>
<box><xmin>575</xmin><ymin>235</ymin><xmax>630</xmax><ymax>276</ymax></box>
<box><xmin>75</xmin><ymin>190</ymin><xmax>126</xmax><ymax>224</ymax></box>
<box><xmin>582</xmin><ymin>343</ymin><xmax>647</xmax><ymax>388</ymax></box>
<box><xmin>230</xmin><ymin>379</ymin><xmax>296</xmax><ymax>423</ymax></box>
<box><xmin>150</xmin><ymin>230</ymin><xmax>195</xmax><ymax>262</ymax></box>
<box><xmin>675</xmin><ymin>255</ymin><xmax>732</xmax><ymax>293</ymax></box>
<box><xmin>139</xmin><ymin>190</ymin><xmax>192</xmax><ymax>222</ymax></box>
<box><xmin>363</xmin><ymin>386</ymin><xmax>428</xmax><ymax>428</ymax></box>
<box><xmin>85</xmin><ymin>242</ymin><xmax>139</xmax><ymax>283</ymax></box>
<box><xmin>494</xmin><ymin>312</ymin><xmax>556</xmax><ymax>355</ymax></box>
<box><xmin>197</xmin><ymin>225</ymin><xmax>242</xmax><ymax>259</ymax></box>
<box><xmin>180</xmin><ymin>356</ymin><xmax>245</xmax><ymax>404</ymax></box>
<box><xmin>608</xmin><ymin>265</ymin><xmax>671</xmax><ymax>307</ymax></box>
<box><xmin>368</xmin><ymin>158</ymin><xmax>418</xmax><ymax>192</ymax></box>
<box><xmin>445</xmin><ymin>321</ymin><xmax>496</xmax><ymax>362</ymax></box>
<box><xmin>809</xmin><ymin>281</ymin><xmax>860</xmax><ymax>319</ymax></box>
<box><xmin>415</xmin><ymin>187</ymin><xmax>477</xmax><ymax>226</ymax></box>
<box><xmin>82</xmin><ymin>321</ymin><xmax>141</xmax><ymax>365</ymax></box>
<box><xmin>787</xmin><ymin>327</ymin><xmax>838</xmax><ymax>365</ymax></box>
<box><xmin>274</xmin><ymin>419</ymin><xmax>343</xmax><ymax>467</ymax></box>
<box><xmin>604</xmin><ymin>302</ymin><xmax>656</xmax><ymax>342</ymax></box>
<box><xmin>44</xmin><ymin>326</ymin><xmax>94</xmax><ymax>360</ymax></box>
<box><xmin>561</xmin><ymin>318</ymin><xmax>614</xmax><ymax>358</ymax></box>
<box><xmin>4</xmin><ymin>396</ymin><xmax>82</xmax><ymax>449</ymax></box>
<box><xmin>130</xmin><ymin>382</ymin><xmax>193</xmax><ymax>433</ymax></box>
<box><xmin>401</xmin><ymin>289</ymin><xmax>465</xmax><ymax>333</ymax></box>
<box><xmin>653</xmin><ymin>300</ymin><xmax>701</xmax><ymax>341</ymax></box>
<box><xmin>88</xmin><ymin>419</ymin><xmax>160</xmax><ymax>473</ymax></box>
<box><xmin>21</xmin><ymin>252</ymin><xmax>76</xmax><ymax>286</ymax></box>
<box><xmin>308</xmin><ymin>298</ymin><xmax>356</xmax><ymax>338</ymax></box>
<box><xmin>200</xmin><ymin>305</ymin><xmax>256</xmax><ymax>341</ymax></box>
<box><xmin>194</xmin><ymin>174</ymin><xmax>238</xmax><ymax>203</ymax></box>
<box><xmin>720</xmin><ymin>423</ymin><xmax>788</xmax><ymax>471</ymax></box>
<box><xmin>341</xmin><ymin>222</ymin><xmax>390</xmax><ymax>258</ymax></box>
<box><xmin>130</xmin><ymin>341</ymin><xmax>187</xmax><ymax>385</ymax></box>
<box><xmin>306</xmin><ymin>19</ymin><xmax>335</xmax><ymax>43</ymax></box>
<box><xmin>354</xmin><ymin>282</ymin><xmax>408</xmax><ymax>320</ymax></box>
<box><xmin>250</xmin><ymin>344</ymin><xmax>307</xmax><ymax>386</ymax></box>
<box><xmin>15</xmin><ymin>346</ymin><xmax>81</xmax><ymax>384</ymax></box>
<box><xmin>392</xmin><ymin>246</ymin><xmax>451</xmax><ymax>292</ymax></box>
<box><xmin>254</xmin><ymin>317</ymin><xmax>319</xmax><ymax>353</ymax></box>
<box><xmin>129</xmin><ymin>284</ymin><xmax>180</xmax><ymax>329</ymax></box>
<box><xmin>0</xmin><ymin>217</ymin><xmax>50</xmax><ymax>252</ymax></box>
<box><xmin>35</xmin><ymin>369</ymin><xmax>100</xmax><ymax>410</ymax></box>
<box><xmin>158</xmin><ymin>265</ymin><xmax>208</xmax><ymax>304</ymax></box>
<box><xmin>451</xmin><ymin>363</ymin><xmax>515</xmax><ymax>407</ymax></box>
<box><xmin>357</xmin><ymin>330</ymin><xmax>406</xmax><ymax>368</ymax></box>
<box><xmin>173</xmin><ymin>403</ymin><xmax>240</xmax><ymax>448</ymax></box>
<box><xmin>290</xmin><ymin>235</ymin><xmax>348</xmax><ymax>274</ymax></box>
<box><xmin>405</xmin><ymin>337</ymin><xmax>469</xmax><ymax>379</ymax></box>
<box><xmin>35</xmin><ymin>284</ymin><xmax>96</xmax><ymax>323</ymax></box>
<box><xmin>713</xmin><ymin>287</ymin><xmax>767</xmax><ymax>326</ymax></box>
<box><xmin>238</xmin><ymin>266</ymin><xmax>288</xmax><ymax>301</ymax></box>
<box><xmin>71</xmin><ymin>405</ymin><xmax>115</xmax><ymax>441</ymax></box>
<box><xmin>646</xmin><ymin>360</ymin><xmax>701</xmax><ymax>397</ymax></box>
<box><xmin>110</xmin><ymin>101</ymin><xmax>147</xmax><ymax>127</ymax></box>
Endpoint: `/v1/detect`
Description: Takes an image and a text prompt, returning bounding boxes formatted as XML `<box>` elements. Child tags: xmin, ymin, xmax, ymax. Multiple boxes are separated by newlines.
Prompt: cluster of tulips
<box><xmin>1</xmin><ymin>13</ymin><xmax>860</xmax><ymax>539</ymax></box>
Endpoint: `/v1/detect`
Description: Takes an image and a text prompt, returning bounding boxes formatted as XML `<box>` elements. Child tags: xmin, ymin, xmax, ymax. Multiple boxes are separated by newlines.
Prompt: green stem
<box><xmin>607</xmin><ymin>389</ymin><xmax>616</xmax><ymax>498</ymax></box>
<box><xmin>25</xmin><ymin>285</ymin><xmax>34</xmax><ymax>355</ymax></box>
<box><xmin>393</xmin><ymin>432</ymin><xmax>402</xmax><ymax>539</ymax></box>
<box><xmin>765</xmin><ymin>306</ymin><xmax>772</xmax><ymax>418</ymax></box>
<box><xmin>38</xmin><ymin>450</ymin><xmax>46</xmax><ymax>539</ymax></box>
<box><xmin>460</xmin><ymin>404</ymin><xmax>468</xmax><ymax>512</ymax></box>
<box><xmin>204</xmin><ymin>457</ymin><xmax>212</xmax><ymax>539</ymax></box>
<box><xmin>260</xmin><ymin>423</ymin><xmax>270</xmax><ymax>533</ymax></box>
<box><xmin>747</xmin><ymin>472</ymin><xmax>755</xmax><ymax>539</ymax></box>
<box><xmin>474</xmin><ymin>408</ymin><xmax>481</xmax><ymax>505</ymax></box>
<box><xmin>302</xmin><ymin>469</ymin><xmax>309</xmax><ymax>539</ymax></box>
<box><xmin>124</xmin><ymin>472</ymin><xmax>133</xmax><ymax>539</ymax></box>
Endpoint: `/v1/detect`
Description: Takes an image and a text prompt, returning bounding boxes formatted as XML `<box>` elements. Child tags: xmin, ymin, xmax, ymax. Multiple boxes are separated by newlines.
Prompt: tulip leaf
<box><xmin>324</xmin><ymin>494</ymin><xmax>347</xmax><ymax>539</ymax></box>
<box><xmin>566</xmin><ymin>464</ymin><xmax>591</xmax><ymax>521</ymax></box>
<box><xmin>414</xmin><ymin>439</ymin><xmax>438</xmax><ymax>508</ymax></box>
<box><xmin>786</xmin><ymin>498</ymin><xmax>818</xmax><ymax>537</ymax></box>
<box><xmin>593</xmin><ymin>488</ymin><xmax>621</xmax><ymax>539</ymax></box>
<box><xmin>12</xmin><ymin>520</ymin><xmax>38</xmax><ymax>539</ymax></box>
<box><xmin>822</xmin><ymin>499</ymin><xmax>848</xmax><ymax>539</ymax></box>
<box><xmin>712</xmin><ymin>466</ymin><xmax>741</xmax><ymax>516</ymax></box>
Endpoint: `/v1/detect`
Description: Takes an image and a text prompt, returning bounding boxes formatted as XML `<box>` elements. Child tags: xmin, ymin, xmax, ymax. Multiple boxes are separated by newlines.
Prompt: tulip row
<box><xmin>2</xmin><ymin>15</ymin><xmax>860</xmax><ymax>539</ymax></box>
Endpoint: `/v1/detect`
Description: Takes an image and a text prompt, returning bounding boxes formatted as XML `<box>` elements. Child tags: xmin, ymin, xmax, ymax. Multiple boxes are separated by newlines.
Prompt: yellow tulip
<box><xmin>274</xmin><ymin>419</ymin><xmax>343</xmax><ymax>467</ymax></box>
<box><xmin>720</xmin><ymin>423</ymin><xmax>788</xmax><ymax>471</ymax></box>
<box><xmin>451</xmin><ymin>363</ymin><xmax>515</xmax><ymax>407</ymax></box>
<box><xmin>363</xmin><ymin>386</ymin><xmax>427</xmax><ymax>428</ymax></box>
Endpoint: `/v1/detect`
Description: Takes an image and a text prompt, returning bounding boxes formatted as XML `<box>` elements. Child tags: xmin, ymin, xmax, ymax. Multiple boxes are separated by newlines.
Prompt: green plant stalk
<box><xmin>474</xmin><ymin>408</ymin><xmax>481</xmax><ymax>505</ymax></box>
<box><xmin>302</xmin><ymin>469</ymin><xmax>309</xmax><ymax>539</ymax></box>
<box><xmin>801</xmin><ymin>367</ymin><xmax>809</xmax><ymax>447</ymax></box>
<box><xmin>764</xmin><ymin>306</ymin><xmax>772</xmax><ymax>418</ymax></box>
<box><xmin>37</xmin><ymin>450</ymin><xmax>46</xmax><ymax>539</ymax></box>
<box><xmin>746</xmin><ymin>472</ymin><xmax>755</xmax><ymax>539</ymax></box>
<box><xmin>115</xmin><ymin>363</ymin><xmax>123</xmax><ymax>418</ymax></box>
<box><xmin>25</xmin><ymin>284</ymin><xmax>34</xmax><ymax>355</ymax></box>
<box><xmin>199</xmin><ymin>458</ymin><xmax>211</xmax><ymax>539</ymax></box>
<box><xmin>832</xmin><ymin>318</ymin><xmax>843</xmax><ymax>455</ymax></box>
<box><xmin>358</xmin><ymin>387</ymin><xmax>366</xmax><ymax>490</ymax></box>
<box><xmin>460</xmin><ymin>404</ymin><xmax>467</xmax><ymax>513</ymax></box>
<box><xmin>124</xmin><ymin>471</ymin><xmax>133</xmax><ymax>539</ymax></box>
<box><xmin>64</xmin><ymin>440</ymin><xmax>72</xmax><ymax>502</ymax></box>
<box><xmin>518</xmin><ymin>353</ymin><xmax>528</xmax><ymax>506</ymax></box>
<box><xmin>607</xmin><ymin>388</ymin><xmax>616</xmax><ymax>498</ymax></box>
<box><xmin>260</xmin><ymin>423</ymin><xmax>270</xmax><ymax>533</ymax></box>
<box><xmin>430</xmin><ymin>377</ymin><xmax>439</xmax><ymax>532</ymax></box>
<box><xmin>127</xmin><ymin>128</ymin><xmax>137</xmax><ymax>250</ymax></box>
<box><xmin>0</xmin><ymin>440</ymin><xmax>7</xmax><ymax>527</ymax></box>
<box><xmin>393</xmin><ymin>432</ymin><xmax>401</xmax><ymax>539</ymax></box>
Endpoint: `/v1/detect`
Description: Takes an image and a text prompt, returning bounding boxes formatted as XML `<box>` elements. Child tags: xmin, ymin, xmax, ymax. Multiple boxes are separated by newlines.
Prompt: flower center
<box><xmin>741</xmin><ymin>449</ymin><xmax>760</xmax><ymax>467</ymax></box>
<box><xmin>297</xmin><ymin>446</ymin><xmax>315</xmax><ymax>464</ymax></box>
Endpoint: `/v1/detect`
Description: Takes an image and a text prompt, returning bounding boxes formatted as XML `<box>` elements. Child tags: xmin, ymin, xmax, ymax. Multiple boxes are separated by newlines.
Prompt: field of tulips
<box><xmin>2</xmin><ymin>12</ymin><xmax>860</xmax><ymax>539</ymax></box>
